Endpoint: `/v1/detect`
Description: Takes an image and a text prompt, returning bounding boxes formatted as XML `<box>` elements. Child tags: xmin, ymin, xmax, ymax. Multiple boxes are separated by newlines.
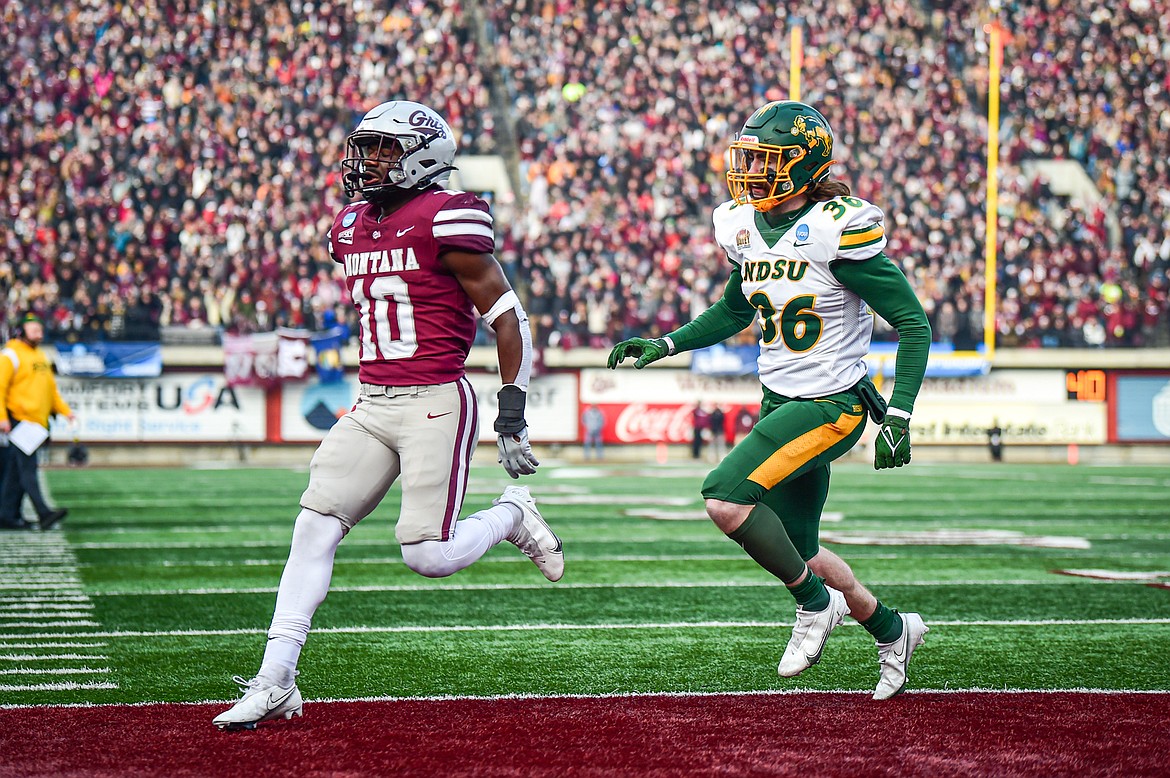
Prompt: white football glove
<box><xmin>497</xmin><ymin>427</ymin><xmax>540</xmax><ymax>479</ymax></box>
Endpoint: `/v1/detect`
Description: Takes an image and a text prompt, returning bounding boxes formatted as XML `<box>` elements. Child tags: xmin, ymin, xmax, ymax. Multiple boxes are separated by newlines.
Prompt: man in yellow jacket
<box><xmin>0</xmin><ymin>314</ymin><xmax>74</xmax><ymax>531</ymax></box>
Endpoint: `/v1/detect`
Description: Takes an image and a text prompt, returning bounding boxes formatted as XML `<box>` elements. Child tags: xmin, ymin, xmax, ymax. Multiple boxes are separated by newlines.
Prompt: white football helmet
<box><xmin>341</xmin><ymin>101</ymin><xmax>457</xmax><ymax>200</ymax></box>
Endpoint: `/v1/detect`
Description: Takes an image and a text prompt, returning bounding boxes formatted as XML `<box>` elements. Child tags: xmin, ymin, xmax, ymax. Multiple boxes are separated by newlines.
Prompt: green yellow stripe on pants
<box><xmin>747</xmin><ymin>410</ymin><xmax>864</xmax><ymax>489</ymax></box>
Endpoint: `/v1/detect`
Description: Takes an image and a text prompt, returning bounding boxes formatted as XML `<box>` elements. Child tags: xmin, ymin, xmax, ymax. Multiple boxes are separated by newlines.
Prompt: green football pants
<box><xmin>701</xmin><ymin>386</ymin><xmax>867</xmax><ymax>560</ymax></box>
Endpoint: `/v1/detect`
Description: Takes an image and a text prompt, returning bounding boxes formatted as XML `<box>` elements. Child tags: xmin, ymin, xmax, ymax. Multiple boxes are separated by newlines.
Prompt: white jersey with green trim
<box><xmin>711</xmin><ymin>195</ymin><xmax>888</xmax><ymax>398</ymax></box>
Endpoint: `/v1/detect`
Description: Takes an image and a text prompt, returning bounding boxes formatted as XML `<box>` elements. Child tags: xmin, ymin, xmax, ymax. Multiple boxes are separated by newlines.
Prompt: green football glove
<box><xmin>607</xmin><ymin>337</ymin><xmax>671</xmax><ymax>369</ymax></box>
<box><xmin>874</xmin><ymin>415</ymin><xmax>912</xmax><ymax>469</ymax></box>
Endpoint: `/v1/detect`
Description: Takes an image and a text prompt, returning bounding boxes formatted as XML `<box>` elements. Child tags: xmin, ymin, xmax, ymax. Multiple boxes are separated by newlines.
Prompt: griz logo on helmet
<box><xmin>409</xmin><ymin>110</ymin><xmax>448</xmax><ymax>137</ymax></box>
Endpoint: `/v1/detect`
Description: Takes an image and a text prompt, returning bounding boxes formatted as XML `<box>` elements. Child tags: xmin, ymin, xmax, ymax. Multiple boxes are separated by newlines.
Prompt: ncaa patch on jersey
<box><xmin>342</xmin><ymin>212</ymin><xmax>357</xmax><ymax>228</ymax></box>
<box><xmin>735</xmin><ymin>229</ymin><xmax>751</xmax><ymax>249</ymax></box>
<box><xmin>796</xmin><ymin>224</ymin><xmax>810</xmax><ymax>241</ymax></box>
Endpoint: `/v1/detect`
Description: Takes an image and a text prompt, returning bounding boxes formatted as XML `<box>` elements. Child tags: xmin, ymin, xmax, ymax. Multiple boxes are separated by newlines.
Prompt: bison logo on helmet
<box><xmin>792</xmin><ymin>115</ymin><xmax>832</xmax><ymax>157</ymax></box>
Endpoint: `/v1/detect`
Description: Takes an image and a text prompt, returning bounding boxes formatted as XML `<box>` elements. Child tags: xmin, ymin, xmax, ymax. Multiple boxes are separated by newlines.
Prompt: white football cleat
<box><xmin>777</xmin><ymin>587</ymin><xmax>849</xmax><ymax>678</ymax></box>
<box><xmin>873</xmin><ymin>611</ymin><xmax>929</xmax><ymax>700</ymax></box>
<box><xmin>495</xmin><ymin>485</ymin><xmax>564</xmax><ymax>582</ymax></box>
<box><xmin>212</xmin><ymin>672</ymin><xmax>303</xmax><ymax>731</ymax></box>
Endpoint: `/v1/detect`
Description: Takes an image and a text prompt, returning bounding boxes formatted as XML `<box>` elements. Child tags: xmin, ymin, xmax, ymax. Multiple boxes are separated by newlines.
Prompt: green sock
<box><xmin>726</xmin><ymin>503</ymin><xmax>807</xmax><ymax>584</ymax></box>
<box><xmin>787</xmin><ymin>570</ymin><xmax>831</xmax><ymax>611</ymax></box>
<box><xmin>860</xmin><ymin>601</ymin><xmax>904</xmax><ymax>643</ymax></box>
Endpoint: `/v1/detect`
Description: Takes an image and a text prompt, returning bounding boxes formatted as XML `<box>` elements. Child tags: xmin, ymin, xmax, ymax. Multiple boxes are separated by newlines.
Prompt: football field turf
<box><xmin>2</xmin><ymin>460</ymin><xmax>1168</xmax><ymax>774</ymax></box>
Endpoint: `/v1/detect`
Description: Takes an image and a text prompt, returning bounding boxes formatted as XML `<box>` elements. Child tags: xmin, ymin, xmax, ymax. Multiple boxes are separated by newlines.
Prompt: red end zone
<box><xmin>2</xmin><ymin>692</ymin><xmax>1167</xmax><ymax>776</ymax></box>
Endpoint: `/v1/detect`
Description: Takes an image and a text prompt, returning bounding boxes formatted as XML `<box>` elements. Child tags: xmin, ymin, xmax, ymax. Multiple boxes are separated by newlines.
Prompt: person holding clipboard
<box><xmin>0</xmin><ymin>314</ymin><xmax>73</xmax><ymax>531</ymax></box>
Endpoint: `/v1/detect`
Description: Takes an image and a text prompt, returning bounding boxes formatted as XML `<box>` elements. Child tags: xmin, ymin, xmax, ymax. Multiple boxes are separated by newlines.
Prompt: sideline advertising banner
<box><xmin>470</xmin><ymin>371</ymin><xmax>579</xmax><ymax>443</ymax></box>
<box><xmin>906</xmin><ymin>369</ymin><xmax>1106</xmax><ymax>444</ymax></box>
<box><xmin>279</xmin><ymin>372</ymin><xmax>580</xmax><ymax>443</ymax></box>
<box><xmin>279</xmin><ymin>378</ymin><xmax>360</xmax><ymax>441</ymax></box>
<box><xmin>55</xmin><ymin>374</ymin><xmax>267</xmax><ymax>442</ymax></box>
<box><xmin>580</xmin><ymin>368</ymin><xmax>763</xmax><ymax>405</ymax></box>
<box><xmin>53</xmin><ymin>342</ymin><xmax>163</xmax><ymax>378</ymax></box>
<box><xmin>582</xmin><ymin>368</ymin><xmax>1106</xmax><ymax>445</ymax></box>
<box><xmin>580</xmin><ymin>369</ymin><xmax>761</xmax><ymax>444</ymax></box>
<box><xmin>1113</xmin><ymin>373</ymin><xmax>1170</xmax><ymax>442</ymax></box>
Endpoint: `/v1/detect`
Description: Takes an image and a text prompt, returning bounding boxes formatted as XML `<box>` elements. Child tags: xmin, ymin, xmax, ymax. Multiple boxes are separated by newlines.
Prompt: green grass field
<box><xmin>4</xmin><ymin>460</ymin><xmax>1169</xmax><ymax>709</ymax></box>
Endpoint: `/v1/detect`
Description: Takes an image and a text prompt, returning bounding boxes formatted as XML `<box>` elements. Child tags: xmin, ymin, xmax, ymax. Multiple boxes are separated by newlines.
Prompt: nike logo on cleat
<box><xmin>427</xmin><ymin>412</ymin><xmax>452</xmax><ymax>419</ymax></box>
<box><xmin>268</xmin><ymin>687</ymin><xmax>296</xmax><ymax>708</ymax></box>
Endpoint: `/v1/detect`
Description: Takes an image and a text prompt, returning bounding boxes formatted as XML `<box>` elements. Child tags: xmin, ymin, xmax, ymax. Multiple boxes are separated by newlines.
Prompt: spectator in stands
<box><xmin>3</xmin><ymin>1</ymin><xmax>1167</xmax><ymax>350</ymax></box>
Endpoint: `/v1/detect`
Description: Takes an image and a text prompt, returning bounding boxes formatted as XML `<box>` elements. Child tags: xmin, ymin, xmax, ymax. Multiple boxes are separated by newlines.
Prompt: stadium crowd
<box><xmin>2</xmin><ymin>0</ymin><xmax>1168</xmax><ymax>351</ymax></box>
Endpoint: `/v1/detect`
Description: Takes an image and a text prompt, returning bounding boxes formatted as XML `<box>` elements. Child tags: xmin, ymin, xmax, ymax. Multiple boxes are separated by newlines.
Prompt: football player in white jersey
<box><xmin>610</xmin><ymin>101</ymin><xmax>931</xmax><ymax>699</ymax></box>
<box><xmin>214</xmin><ymin>101</ymin><xmax>563</xmax><ymax>730</ymax></box>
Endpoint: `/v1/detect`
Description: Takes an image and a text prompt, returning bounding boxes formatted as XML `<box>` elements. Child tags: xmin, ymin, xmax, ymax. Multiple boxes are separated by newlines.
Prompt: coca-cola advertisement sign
<box><xmin>592</xmin><ymin>403</ymin><xmax>759</xmax><ymax>443</ymax></box>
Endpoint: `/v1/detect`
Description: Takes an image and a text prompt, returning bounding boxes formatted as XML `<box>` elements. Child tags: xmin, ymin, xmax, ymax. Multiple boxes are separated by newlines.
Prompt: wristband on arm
<box><xmin>494</xmin><ymin>384</ymin><xmax>527</xmax><ymax>434</ymax></box>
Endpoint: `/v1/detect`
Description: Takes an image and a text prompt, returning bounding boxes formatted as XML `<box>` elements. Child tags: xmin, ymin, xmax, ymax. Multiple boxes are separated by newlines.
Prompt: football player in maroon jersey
<box><xmin>215</xmin><ymin>101</ymin><xmax>562</xmax><ymax>731</ymax></box>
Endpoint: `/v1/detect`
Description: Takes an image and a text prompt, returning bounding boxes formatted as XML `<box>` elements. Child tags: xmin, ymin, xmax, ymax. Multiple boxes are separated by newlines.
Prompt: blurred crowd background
<box><xmin>3</xmin><ymin>0</ymin><xmax>1168</xmax><ymax>352</ymax></box>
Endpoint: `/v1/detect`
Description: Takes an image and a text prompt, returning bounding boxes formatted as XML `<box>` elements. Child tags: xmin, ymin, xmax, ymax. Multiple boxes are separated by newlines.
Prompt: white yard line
<box><xmin>0</xmin><ymin>602</ymin><xmax>94</xmax><ymax>610</ymax></box>
<box><xmin>0</xmin><ymin>611</ymin><xmax>96</xmax><ymax>619</ymax></box>
<box><xmin>2</xmin><ymin>686</ymin><xmax>1168</xmax><ymax>710</ymax></box>
<box><xmin>0</xmin><ymin>681</ymin><xmax>117</xmax><ymax>693</ymax></box>
<box><xmin>0</xmin><ymin>654</ymin><xmax>107</xmax><ymax>661</ymax></box>
<box><xmin>84</xmin><ymin>577</ymin><xmax>1161</xmax><ymax>597</ymax></box>
<box><xmin>0</xmin><ymin>642</ymin><xmax>107</xmax><ymax>649</ymax></box>
<box><xmin>0</xmin><ymin>621</ymin><xmax>103</xmax><ymax>628</ymax></box>
<box><xmin>3</xmin><ymin>617</ymin><xmax>1169</xmax><ymax>641</ymax></box>
<box><xmin>0</xmin><ymin>667</ymin><xmax>110</xmax><ymax>675</ymax></box>
<box><xmin>0</xmin><ymin>596</ymin><xmax>91</xmax><ymax>603</ymax></box>
<box><xmin>0</xmin><ymin>533</ymin><xmax>116</xmax><ymax>691</ymax></box>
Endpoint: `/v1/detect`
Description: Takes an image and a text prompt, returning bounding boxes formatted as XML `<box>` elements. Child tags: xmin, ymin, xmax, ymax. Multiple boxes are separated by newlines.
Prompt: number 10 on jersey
<box><xmin>351</xmin><ymin>276</ymin><xmax>419</xmax><ymax>361</ymax></box>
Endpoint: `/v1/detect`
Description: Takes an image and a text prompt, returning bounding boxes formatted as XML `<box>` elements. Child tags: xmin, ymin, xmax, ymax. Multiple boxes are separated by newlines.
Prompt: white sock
<box><xmin>474</xmin><ymin>504</ymin><xmax>521</xmax><ymax>545</ymax></box>
<box><xmin>260</xmin><ymin>508</ymin><xmax>344</xmax><ymax>678</ymax></box>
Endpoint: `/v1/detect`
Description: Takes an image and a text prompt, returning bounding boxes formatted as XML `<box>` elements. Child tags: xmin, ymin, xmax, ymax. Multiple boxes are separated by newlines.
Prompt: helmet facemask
<box><xmin>343</xmin><ymin>130</ymin><xmax>447</xmax><ymax>202</ymax></box>
<box><xmin>727</xmin><ymin>139</ymin><xmax>812</xmax><ymax>212</ymax></box>
<box><xmin>340</xmin><ymin>100</ymin><xmax>458</xmax><ymax>202</ymax></box>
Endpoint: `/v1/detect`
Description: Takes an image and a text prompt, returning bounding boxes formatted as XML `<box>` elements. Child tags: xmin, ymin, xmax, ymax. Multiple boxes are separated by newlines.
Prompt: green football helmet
<box><xmin>726</xmin><ymin>101</ymin><xmax>837</xmax><ymax>211</ymax></box>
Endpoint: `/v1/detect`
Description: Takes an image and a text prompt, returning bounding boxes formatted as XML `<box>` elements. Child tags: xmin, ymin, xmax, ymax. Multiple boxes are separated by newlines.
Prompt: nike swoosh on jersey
<box><xmin>427</xmin><ymin>411</ymin><xmax>452</xmax><ymax>419</ymax></box>
<box><xmin>396</xmin><ymin>226</ymin><xmax>415</xmax><ymax>237</ymax></box>
<box><xmin>793</xmin><ymin>241</ymin><xmax>814</xmax><ymax>247</ymax></box>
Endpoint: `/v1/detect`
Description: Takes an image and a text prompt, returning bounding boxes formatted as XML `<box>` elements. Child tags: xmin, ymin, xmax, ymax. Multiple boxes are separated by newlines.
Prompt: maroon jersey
<box><xmin>327</xmin><ymin>189</ymin><xmax>495</xmax><ymax>386</ymax></box>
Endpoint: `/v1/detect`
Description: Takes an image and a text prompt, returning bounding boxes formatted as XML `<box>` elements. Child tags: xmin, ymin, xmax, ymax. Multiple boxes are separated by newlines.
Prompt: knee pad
<box><xmin>400</xmin><ymin>540</ymin><xmax>460</xmax><ymax>579</ymax></box>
